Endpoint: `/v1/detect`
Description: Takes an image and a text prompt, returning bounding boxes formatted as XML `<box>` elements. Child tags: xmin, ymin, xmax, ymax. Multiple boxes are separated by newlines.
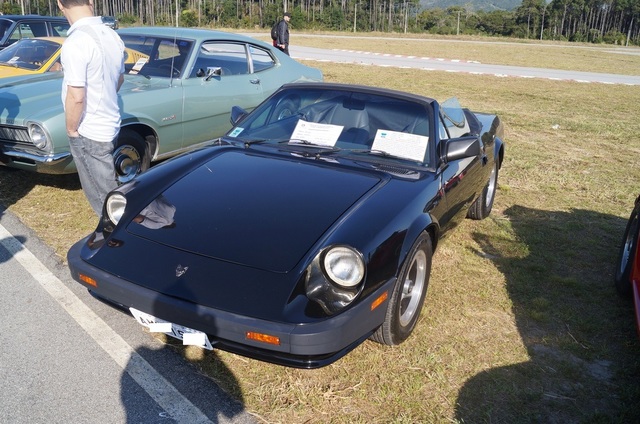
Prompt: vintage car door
<box><xmin>436</xmin><ymin>99</ymin><xmax>488</xmax><ymax>230</ymax></box>
<box><xmin>181</xmin><ymin>41</ymin><xmax>266</xmax><ymax>148</ymax></box>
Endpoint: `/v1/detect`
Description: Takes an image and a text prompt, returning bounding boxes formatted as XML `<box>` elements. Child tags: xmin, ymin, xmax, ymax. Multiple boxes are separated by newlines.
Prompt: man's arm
<box><xmin>65</xmin><ymin>85</ymin><xmax>85</xmax><ymax>137</ymax></box>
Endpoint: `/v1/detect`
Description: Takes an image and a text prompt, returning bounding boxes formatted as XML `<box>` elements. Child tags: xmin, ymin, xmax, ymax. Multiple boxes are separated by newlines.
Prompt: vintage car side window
<box><xmin>249</xmin><ymin>45</ymin><xmax>275</xmax><ymax>73</ymax></box>
<box><xmin>51</xmin><ymin>23</ymin><xmax>70</xmax><ymax>37</ymax></box>
<box><xmin>9</xmin><ymin>22</ymin><xmax>48</xmax><ymax>44</ymax></box>
<box><xmin>190</xmin><ymin>42</ymin><xmax>249</xmax><ymax>78</ymax></box>
<box><xmin>122</xmin><ymin>36</ymin><xmax>192</xmax><ymax>78</ymax></box>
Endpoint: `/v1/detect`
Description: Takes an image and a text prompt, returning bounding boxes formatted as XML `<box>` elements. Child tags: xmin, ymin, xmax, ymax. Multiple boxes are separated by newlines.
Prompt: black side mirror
<box><xmin>445</xmin><ymin>136</ymin><xmax>481</xmax><ymax>162</ymax></box>
<box><xmin>230</xmin><ymin>106</ymin><xmax>249</xmax><ymax>126</ymax></box>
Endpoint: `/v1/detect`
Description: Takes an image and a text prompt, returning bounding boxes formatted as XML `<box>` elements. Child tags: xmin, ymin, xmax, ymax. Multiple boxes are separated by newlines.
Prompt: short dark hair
<box><xmin>284</xmin><ymin>12</ymin><xmax>291</xmax><ymax>17</ymax></box>
<box><xmin>58</xmin><ymin>0</ymin><xmax>92</xmax><ymax>7</ymax></box>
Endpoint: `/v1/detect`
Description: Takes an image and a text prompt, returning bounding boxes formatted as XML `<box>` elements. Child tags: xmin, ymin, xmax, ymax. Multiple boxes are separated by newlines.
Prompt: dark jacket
<box><xmin>276</xmin><ymin>19</ymin><xmax>289</xmax><ymax>46</ymax></box>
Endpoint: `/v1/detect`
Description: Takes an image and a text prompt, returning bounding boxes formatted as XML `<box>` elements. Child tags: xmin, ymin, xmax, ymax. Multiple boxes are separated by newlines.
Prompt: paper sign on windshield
<box><xmin>291</xmin><ymin>120</ymin><xmax>343</xmax><ymax>147</ymax></box>
<box><xmin>371</xmin><ymin>129</ymin><xmax>429</xmax><ymax>162</ymax></box>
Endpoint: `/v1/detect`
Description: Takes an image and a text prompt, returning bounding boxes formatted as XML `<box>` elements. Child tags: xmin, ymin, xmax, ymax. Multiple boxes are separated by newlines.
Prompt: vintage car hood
<box><xmin>126</xmin><ymin>149</ymin><xmax>382</xmax><ymax>273</ymax></box>
<box><xmin>0</xmin><ymin>73</ymin><xmax>164</xmax><ymax>124</ymax></box>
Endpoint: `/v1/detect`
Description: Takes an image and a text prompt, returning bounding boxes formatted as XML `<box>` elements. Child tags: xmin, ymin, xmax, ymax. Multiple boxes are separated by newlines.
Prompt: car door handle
<box><xmin>250</xmin><ymin>78</ymin><xmax>260</xmax><ymax>85</ymax></box>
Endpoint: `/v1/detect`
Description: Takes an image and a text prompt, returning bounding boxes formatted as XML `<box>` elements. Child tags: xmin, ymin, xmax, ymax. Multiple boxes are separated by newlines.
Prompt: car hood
<box><xmin>0</xmin><ymin>73</ymin><xmax>166</xmax><ymax>124</ymax></box>
<box><xmin>126</xmin><ymin>149</ymin><xmax>382</xmax><ymax>273</ymax></box>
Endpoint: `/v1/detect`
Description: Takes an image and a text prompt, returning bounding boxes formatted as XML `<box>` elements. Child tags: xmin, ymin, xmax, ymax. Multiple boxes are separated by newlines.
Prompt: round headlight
<box><xmin>28</xmin><ymin>123</ymin><xmax>51</xmax><ymax>151</ymax></box>
<box><xmin>105</xmin><ymin>192</ymin><xmax>127</xmax><ymax>225</ymax></box>
<box><xmin>322</xmin><ymin>246</ymin><xmax>365</xmax><ymax>288</ymax></box>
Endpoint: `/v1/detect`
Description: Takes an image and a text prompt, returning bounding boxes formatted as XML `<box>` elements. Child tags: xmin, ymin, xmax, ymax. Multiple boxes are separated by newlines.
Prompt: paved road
<box><xmin>0</xmin><ymin>207</ymin><xmax>256</xmax><ymax>424</ymax></box>
<box><xmin>281</xmin><ymin>35</ymin><xmax>640</xmax><ymax>85</ymax></box>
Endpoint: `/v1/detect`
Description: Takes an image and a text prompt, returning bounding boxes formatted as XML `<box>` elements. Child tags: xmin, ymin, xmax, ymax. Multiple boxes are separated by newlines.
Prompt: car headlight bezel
<box><xmin>27</xmin><ymin>122</ymin><xmax>53</xmax><ymax>152</ymax></box>
<box><xmin>305</xmin><ymin>245</ymin><xmax>366</xmax><ymax>315</ymax></box>
<box><xmin>321</xmin><ymin>245</ymin><xmax>365</xmax><ymax>288</ymax></box>
<box><xmin>105</xmin><ymin>192</ymin><xmax>127</xmax><ymax>226</ymax></box>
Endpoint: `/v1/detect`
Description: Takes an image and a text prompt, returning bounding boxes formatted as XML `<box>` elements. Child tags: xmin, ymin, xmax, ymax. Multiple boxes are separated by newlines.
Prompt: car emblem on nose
<box><xmin>176</xmin><ymin>265</ymin><xmax>189</xmax><ymax>277</ymax></box>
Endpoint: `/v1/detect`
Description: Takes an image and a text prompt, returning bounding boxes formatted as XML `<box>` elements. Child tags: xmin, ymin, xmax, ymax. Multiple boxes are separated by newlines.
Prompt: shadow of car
<box><xmin>67</xmin><ymin>82</ymin><xmax>505</xmax><ymax>368</ymax></box>
<box><xmin>0</xmin><ymin>27</ymin><xmax>323</xmax><ymax>183</ymax></box>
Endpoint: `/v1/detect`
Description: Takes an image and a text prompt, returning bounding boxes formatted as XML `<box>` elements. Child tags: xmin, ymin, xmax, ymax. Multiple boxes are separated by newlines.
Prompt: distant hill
<box><xmin>420</xmin><ymin>0</ymin><xmax>521</xmax><ymax>11</ymax></box>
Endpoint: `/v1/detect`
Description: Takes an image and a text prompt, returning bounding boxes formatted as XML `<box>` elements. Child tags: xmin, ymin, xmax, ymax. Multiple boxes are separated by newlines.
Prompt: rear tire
<box><xmin>467</xmin><ymin>160</ymin><xmax>498</xmax><ymax>220</ymax></box>
<box><xmin>615</xmin><ymin>203</ymin><xmax>640</xmax><ymax>297</ymax></box>
<box><xmin>371</xmin><ymin>232</ymin><xmax>432</xmax><ymax>345</ymax></box>
<box><xmin>113</xmin><ymin>129</ymin><xmax>150</xmax><ymax>184</ymax></box>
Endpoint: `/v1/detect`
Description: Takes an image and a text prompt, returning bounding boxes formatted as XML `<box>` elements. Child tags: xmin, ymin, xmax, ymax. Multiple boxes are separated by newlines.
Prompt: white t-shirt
<box><xmin>61</xmin><ymin>16</ymin><xmax>125</xmax><ymax>142</ymax></box>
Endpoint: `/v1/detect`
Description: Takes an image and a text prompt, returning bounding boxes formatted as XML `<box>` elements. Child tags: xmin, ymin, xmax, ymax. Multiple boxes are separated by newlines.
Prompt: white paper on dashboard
<box><xmin>371</xmin><ymin>129</ymin><xmax>429</xmax><ymax>162</ymax></box>
<box><xmin>290</xmin><ymin>120</ymin><xmax>343</xmax><ymax>147</ymax></box>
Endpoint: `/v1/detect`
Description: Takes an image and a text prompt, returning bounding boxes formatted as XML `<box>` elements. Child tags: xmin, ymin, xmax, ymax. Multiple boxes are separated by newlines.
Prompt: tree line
<box><xmin>2</xmin><ymin>0</ymin><xmax>638</xmax><ymax>45</ymax></box>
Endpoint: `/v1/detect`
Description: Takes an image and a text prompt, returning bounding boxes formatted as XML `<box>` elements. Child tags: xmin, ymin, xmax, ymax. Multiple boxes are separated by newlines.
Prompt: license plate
<box><xmin>130</xmin><ymin>308</ymin><xmax>213</xmax><ymax>350</ymax></box>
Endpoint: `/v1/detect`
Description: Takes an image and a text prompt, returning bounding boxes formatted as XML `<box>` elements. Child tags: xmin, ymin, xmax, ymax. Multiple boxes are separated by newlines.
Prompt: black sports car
<box><xmin>68</xmin><ymin>82</ymin><xmax>505</xmax><ymax>368</ymax></box>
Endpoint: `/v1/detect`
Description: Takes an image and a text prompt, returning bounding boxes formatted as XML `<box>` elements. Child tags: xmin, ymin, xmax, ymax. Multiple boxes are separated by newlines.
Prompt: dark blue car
<box><xmin>68</xmin><ymin>82</ymin><xmax>505</xmax><ymax>368</ymax></box>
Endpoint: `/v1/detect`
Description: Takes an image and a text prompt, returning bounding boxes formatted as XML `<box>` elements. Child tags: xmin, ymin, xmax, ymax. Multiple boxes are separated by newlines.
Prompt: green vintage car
<box><xmin>0</xmin><ymin>27</ymin><xmax>323</xmax><ymax>182</ymax></box>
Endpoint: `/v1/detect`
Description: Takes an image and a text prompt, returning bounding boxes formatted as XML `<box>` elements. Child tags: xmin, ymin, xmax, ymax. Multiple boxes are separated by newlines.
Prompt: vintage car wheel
<box><xmin>113</xmin><ymin>129</ymin><xmax>151</xmax><ymax>184</ymax></box>
<box><xmin>371</xmin><ymin>232</ymin><xmax>432</xmax><ymax>345</ymax></box>
<box><xmin>467</xmin><ymin>160</ymin><xmax>499</xmax><ymax>220</ymax></box>
<box><xmin>615</xmin><ymin>203</ymin><xmax>640</xmax><ymax>297</ymax></box>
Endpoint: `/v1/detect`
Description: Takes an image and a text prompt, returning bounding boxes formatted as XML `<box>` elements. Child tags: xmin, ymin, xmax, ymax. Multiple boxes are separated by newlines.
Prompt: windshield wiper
<box><xmin>282</xmin><ymin>139</ymin><xmax>340</xmax><ymax>151</ymax></box>
<box><xmin>348</xmin><ymin>149</ymin><xmax>392</xmax><ymax>157</ymax></box>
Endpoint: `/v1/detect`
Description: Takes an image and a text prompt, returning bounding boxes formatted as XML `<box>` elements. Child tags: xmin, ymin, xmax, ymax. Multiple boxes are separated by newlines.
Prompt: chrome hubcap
<box><xmin>399</xmin><ymin>250</ymin><xmax>427</xmax><ymax>327</ymax></box>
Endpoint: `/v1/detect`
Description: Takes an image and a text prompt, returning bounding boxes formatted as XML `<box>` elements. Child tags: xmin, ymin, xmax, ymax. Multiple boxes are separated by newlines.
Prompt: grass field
<box><xmin>1</xmin><ymin>35</ymin><xmax>639</xmax><ymax>423</ymax></box>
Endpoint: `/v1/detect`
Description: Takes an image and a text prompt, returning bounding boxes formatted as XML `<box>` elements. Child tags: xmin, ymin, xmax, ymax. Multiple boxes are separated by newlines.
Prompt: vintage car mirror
<box><xmin>203</xmin><ymin>66</ymin><xmax>222</xmax><ymax>80</ymax></box>
<box><xmin>445</xmin><ymin>135</ymin><xmax>481</xmax><ymax>162</ymax></box>
<box><xmin>230</xmin><ymin>106</ymin><xmax>249</xmax><ymax>125</ymax></box>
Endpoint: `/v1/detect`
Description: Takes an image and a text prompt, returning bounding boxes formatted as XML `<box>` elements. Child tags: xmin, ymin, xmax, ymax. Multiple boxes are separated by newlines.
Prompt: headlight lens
<box><xmin>28</xmin><ymin>123</ymin><xmax>51</xmax><ymax>151</ymax></box>
<box><xmin>322</xmin><ymin>246</ymin><xmax>365</xmax><ymax>288</ymax></box>
<box><xmin>105</xmin><ymin>192</ymin><xmax>127</xmax><ymax>225</ymax></box>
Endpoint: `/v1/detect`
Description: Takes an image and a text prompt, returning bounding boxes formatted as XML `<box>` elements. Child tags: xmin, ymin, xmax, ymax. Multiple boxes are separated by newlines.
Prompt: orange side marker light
<box><xmin>371</xmin><ymin>291</ymin><xmax>388</xmax><ymax>311</ymax></box>
<box><xmin>246</xmin><ymin>331</ymin><xmax>281</xmax><ymax>346</ymax></box>
<box><xmin>78</xmin><ymin>274</ymin><xmax>98</xmax><ymax>288</ymax></box>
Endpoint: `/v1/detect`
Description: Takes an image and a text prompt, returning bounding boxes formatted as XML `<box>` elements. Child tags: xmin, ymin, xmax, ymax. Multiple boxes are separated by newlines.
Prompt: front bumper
<box><xmin>0</xmin><ymin>146</ymin><xmax>74</xmax><ymax>174</ymax></box>
<box><xmin>67</xmin><ymin>237</ymin><xmax>393</xmax><ymax>368</ymax></box>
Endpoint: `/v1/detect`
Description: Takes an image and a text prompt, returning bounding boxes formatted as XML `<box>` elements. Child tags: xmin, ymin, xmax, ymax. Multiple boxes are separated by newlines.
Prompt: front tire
<box><xmin>371</xmin><ymin>232</ymin><xmax>432</xmax><ymax>345</ymax></box>
<box><xmin>113</xmin><ymin>129</ymin><xmax>151</xmax><ymax>184</ymax></box>
<box><xmin>615</xmin><ymin>202</ymin><xmax>640</xmax><ymax>297</ymax></box>
<box><xmin>467</xmin><ymin>160</ymin><xmax>499</xmax><ymax>220</ymax></box>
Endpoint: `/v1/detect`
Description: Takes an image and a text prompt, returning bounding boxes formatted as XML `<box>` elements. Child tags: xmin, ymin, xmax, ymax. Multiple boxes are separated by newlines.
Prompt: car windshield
<box><xmin>228</xmin><ymin>87</ymin><xmax>433</xmax><ymax>164</ymax></box>
<box><xmin>120</xmin><ymin>34</ymin><xmax>192</xmax><ymax>78</ymax></box>
<box><xmin>0</xmin><ymin>38</ymin><xmax>60</xmax><ymax>70</ymax></box>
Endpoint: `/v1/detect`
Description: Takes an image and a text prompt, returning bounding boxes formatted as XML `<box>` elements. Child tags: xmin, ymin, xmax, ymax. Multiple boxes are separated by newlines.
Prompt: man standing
<box><xmin>275</xmin><ymin>12</ymin><xmax>291</xmax><ymax>56</ymax></box>
<box><xmin>58</xmin><ymin>0</ymin><xmax>125</xmax><ymax>216</ymax></box>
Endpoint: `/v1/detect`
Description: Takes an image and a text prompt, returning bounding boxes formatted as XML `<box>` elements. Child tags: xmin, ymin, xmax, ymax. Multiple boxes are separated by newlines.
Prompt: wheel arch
<box><xmin>398</xmin><ymin>214</ymin><xmax>440</xmax><ymax>273</ymax></box>
<box><xmin>121</xmin><ymin>123</ymin><xmax>158</xmax><ymax>160</ymax></box>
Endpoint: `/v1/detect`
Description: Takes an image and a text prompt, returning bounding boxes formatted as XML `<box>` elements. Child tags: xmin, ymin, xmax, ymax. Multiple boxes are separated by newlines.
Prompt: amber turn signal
<box><xmin>371</xmin><ymin>291</ymin><xmax>388</xmax><ymax>311</ymax></box>
<box><xmin>78</xmin><ymin>273</ymin><xmax>98</xmax><ymax>288</ymax></box>
<box><xmin>246</xmin><ymin>331</ymin><xmax>280</xmax><ymax>346</ymax></box>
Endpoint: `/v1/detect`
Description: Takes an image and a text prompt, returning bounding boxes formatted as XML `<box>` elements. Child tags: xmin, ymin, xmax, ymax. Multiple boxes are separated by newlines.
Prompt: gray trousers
<box><xmin>68</xmin><ymin>134</ymin><xmax>118</xmax><ymax>217</ymax></box>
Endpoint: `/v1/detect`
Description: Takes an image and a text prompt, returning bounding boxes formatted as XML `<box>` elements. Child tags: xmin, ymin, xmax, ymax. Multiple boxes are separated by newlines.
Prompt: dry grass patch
<box><xmin>1</xmin><ymin>44</ymin><xmax>639</xmax><ymax>423</ymax></box>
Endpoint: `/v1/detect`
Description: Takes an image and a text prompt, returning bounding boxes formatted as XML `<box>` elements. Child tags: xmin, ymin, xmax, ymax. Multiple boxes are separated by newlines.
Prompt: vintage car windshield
<box><xmin>0</xmin><ymin>38</ymin><xmax>60</xmax><ymax>70</ymax></box>
<box><xmin>120</xmin><ymin>34</ymin><xmax>192</xmax><ymax>78</ymax></box>
<box><xmin>228</xmin><ymin>87</ymin><xmax>432</xmax><ymax>164</ymax></box>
